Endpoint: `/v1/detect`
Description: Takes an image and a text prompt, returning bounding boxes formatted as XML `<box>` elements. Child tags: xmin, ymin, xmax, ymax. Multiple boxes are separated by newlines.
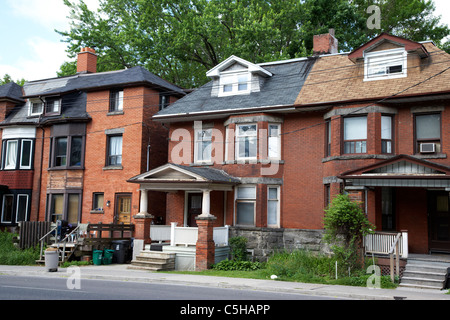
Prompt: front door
<box><xmin>116</xmin><ymin>194</ymin><xmax>132</xmax><ymax>225</ymax></box>
<box><xmin>187</xmin><ymin>193</ymin><xmax>202</xmax><ymax>227</ymax></box>
<box><xmin>428</xmin><ymin>191</ymin><xmax>450</xmax><ymax>253</ymax></box>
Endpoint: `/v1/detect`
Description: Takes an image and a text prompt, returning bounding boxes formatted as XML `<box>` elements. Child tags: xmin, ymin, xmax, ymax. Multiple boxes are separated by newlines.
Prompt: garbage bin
<box><xmin>45</xmin><ymin>248</ymin><xmax>59</xmax><ymax>272</ymax></box>
<box><xmin>92</xmin><ymin>250</ymin><xmax>103</xmax><ymax>265</ymax></box>
<box><xmin>103</xmin><ymin>249</ymin><xmax>114</xmax><ymax>265</ymax></box>
<box><xmin>111</xmin><ymin>240</ymin><xmax>131</xmax><ymax>264</ymax></box>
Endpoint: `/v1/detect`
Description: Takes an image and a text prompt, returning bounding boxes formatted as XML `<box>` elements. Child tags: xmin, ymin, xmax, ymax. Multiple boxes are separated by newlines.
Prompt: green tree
<box><xmin>57</xmin><ymin>0</ymin><xmax>450</xmax><ymax>87</ymax></box>
<box><xmin>323</xmin><ymin>194</ymin><xmax>374</xmax><ymax>274</ymax></box>
<box><xmin>0</xmin><ymin>74</ymin><xmax>26</xmax><ymax>86</ymax></box>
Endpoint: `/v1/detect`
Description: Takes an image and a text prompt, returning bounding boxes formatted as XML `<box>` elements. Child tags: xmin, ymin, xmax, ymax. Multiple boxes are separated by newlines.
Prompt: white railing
<box><xmin>149</xmin><ymin>222</ymin><xmax>230</xmax><ymax>247</ymax></box>
<box><xmin>364</xmin><ymin>231</ymin><xmax>408</xmax><ymax>258</ymax></box>
<box><xmin>150</xmin><ymin>225</ymin><xmax>172</xmax><ymax>243</ymax></box>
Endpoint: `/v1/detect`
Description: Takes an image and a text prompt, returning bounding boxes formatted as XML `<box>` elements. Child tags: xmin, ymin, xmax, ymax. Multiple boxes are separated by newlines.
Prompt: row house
<box><xmin>129</xmin><ymin>32</ymin><xmax>450</xmax><ymax>258</ymax></box>
<box><xmin>0</xmin><ymin>48</ymin><xmax>185</xmax><ymax>229</ymax></box>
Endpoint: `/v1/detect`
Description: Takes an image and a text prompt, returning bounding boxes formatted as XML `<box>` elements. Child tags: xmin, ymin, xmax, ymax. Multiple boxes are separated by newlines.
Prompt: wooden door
<box><xmin>116</xmin><ymin>194</ymin><xmax>131</xmax><ymax>225</ymax></box>
<box><xmin>428</xmin><ymin>191</ymin><xmax>450</xmax><ymax>253</ymax></box>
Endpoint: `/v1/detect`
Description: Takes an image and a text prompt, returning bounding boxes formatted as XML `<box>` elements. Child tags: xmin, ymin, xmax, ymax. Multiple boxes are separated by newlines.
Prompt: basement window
<box><xmin>364</xmin><ymin>48</ymin><xmax>407</xmax><ymax>81</ymax></box>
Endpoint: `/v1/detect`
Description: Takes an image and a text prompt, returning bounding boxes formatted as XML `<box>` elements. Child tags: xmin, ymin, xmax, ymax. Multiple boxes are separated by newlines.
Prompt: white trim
<box><xmin>206</xmin><ymin>55</ymin><xmax>272</xmax><ymax>78</ymax></box>
<box><xmin>235</xmin><ymin>123</ymin><xmax>258</xmax><ymax>161</ymax></box>
<box><xmin>1</xmin><ymin>194</ymin><xmax>14</xmax><ymax>223</ymax></box>
<box><xmin>15</xmin><ymin>194</ymin><xmax>29</xmax><ymax>223</ymax></box>
<box><xmin>363</xmin><ymin>48</ymin><xmax>407</xmax><ymax>82</ymax></box>
<box><xmin>4</xmin><ymin>140</ymin><xmax>18</xmax><ymax>170</ymax></box>
<box><xmin>268</xmin><ymin>123</ymin><xmax>281</xmax><ymax>160</ymax></box>
<box><xmin>194</xmin><ymin>128</ymin><xmax>212</xmax><ymax>163</ymax></box>
<box><xmin>19</xmin><ymin>139</ymin><xmax>33</xmax><ymax>169</ymax></box>
<box><xmin>2</xmin><ymin>127</ymin><xmax>36</xmax><ymax>140</ymax></box>
<box><xmin>267</xmin><ymin>185</ymin><xmax>280</xmax><ymax>228</ymax></box>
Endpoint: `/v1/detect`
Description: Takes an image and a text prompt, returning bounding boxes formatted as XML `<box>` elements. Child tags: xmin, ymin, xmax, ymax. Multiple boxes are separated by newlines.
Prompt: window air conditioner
<box><xmin>420</xmin><ymin>143</ymin><xmax>436</xmax><ymax>153</ymax></box>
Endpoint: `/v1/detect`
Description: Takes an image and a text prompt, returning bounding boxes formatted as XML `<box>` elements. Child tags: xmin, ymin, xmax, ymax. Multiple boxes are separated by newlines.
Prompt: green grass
<box><xmin>0</xmin><ymin>230</ymin><xmax>41</xmax><ymax>265</ymax></box>
<box><xmin>166</xmin><ymin>250</ymin><xmax>398</xmax><ymax>289</ymax></box>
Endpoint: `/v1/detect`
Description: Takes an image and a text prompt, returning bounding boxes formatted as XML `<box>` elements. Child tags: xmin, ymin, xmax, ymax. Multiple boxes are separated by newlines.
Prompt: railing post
<box><xmin>390</xmin><ymin>253</ymin><xmax>394</xmax><ymax>282</ymax></box>
<box><xmin>401</xmin><ymin>230</ymin><xmax>408</xmax><ymax>258</ymax></box>
<box><xmin>170</xmin><ymin>222</ymin><xmax>177</xmax><ymax>246</ymax></box>
<box><xmin>395</xmin><ymin>240</ymin><xmax>400</xmax><ymax>278</ymax></box>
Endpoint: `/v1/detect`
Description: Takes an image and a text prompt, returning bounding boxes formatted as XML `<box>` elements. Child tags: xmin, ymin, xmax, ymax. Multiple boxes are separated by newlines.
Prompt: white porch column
<box><xmin>139</xmin><ymin>189</ymin><xmax>148</xmax><ymax>215</ymax></box>
<box><xmin>200</xmin><ymin>189</ymin><xmax>214</xmax><ymax>218</ymax></box>
<box><xmin>401</xmin><ymin>230</ymin><xmax>408</xmax><ymax>258</ymax></box>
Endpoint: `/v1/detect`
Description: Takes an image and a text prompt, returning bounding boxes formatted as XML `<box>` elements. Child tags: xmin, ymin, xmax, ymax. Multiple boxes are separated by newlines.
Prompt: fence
<box><xmin>18</xmin><ymin>221</ymin><xmax>52</xmax><ymax>249</ymax></box>
<box><xmin>364</xmin><ymin>231</ymin><xmax>408</xmax><ymax>258</ymax></box>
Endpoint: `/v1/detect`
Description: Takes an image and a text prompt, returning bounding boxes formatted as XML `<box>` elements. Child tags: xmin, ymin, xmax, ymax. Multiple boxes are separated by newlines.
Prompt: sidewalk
<box><xmin>0</xmin><ymin>264</ymin><xmax>449</xmax><ymax>300</ymax></box>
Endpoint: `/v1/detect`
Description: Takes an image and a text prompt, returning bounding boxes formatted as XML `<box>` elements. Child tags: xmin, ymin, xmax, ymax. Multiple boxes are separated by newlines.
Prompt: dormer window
<box><xmin>364</xmin><ymin>48</ymin><xmax>407</xmax><ymax>81</ymax></box>
<box><xmin>219</xmin><ymin>72</ymin><xmax>250</xmax><ymax>96</ymax></box>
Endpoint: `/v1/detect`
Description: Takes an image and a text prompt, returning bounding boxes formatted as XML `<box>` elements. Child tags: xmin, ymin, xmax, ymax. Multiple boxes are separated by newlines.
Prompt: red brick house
<box><xmin>130</xmin><ymin>32</ymin><xmax>450</xmax><ymax>259</ymax></box>
<box><xmin>0</xmin><ymin>48</ymin><xmax>185</xmax><ymax>230</ymax></box>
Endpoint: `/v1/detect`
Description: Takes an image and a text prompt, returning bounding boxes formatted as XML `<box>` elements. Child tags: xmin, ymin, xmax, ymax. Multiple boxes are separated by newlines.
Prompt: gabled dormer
<box><xmin>206</xmin><ymin>55</ymin><xmax>272</xmax><ymax>97</ymax></box>
<box><xmin>348</xmin><ymin>33</ymin><xmax>429</xmax><ymax>82</ymax></box>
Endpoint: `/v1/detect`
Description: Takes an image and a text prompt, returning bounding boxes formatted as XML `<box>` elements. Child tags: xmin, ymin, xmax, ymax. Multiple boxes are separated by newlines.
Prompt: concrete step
<box><xmin>399</xmin><ymin>258</ymin><xmax>450</xmax><ymax>290</ymax></box>
<box><xmin>399</xmin><ymin>276</ymin><xmax>445</xmax><ymax>290</ymax></box>
<box><xmin>402</xmin><ymin>270</ymin><xmax>446</xmax><ymax>281</ymax></box>
<box><xmin>128</xmin><ymin>250</ymin><xmax>175</xmax><ymax>271</ymax></box>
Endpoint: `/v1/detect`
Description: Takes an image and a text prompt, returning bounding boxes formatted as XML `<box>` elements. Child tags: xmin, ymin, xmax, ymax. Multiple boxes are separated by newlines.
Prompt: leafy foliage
<box><xmin>0</xmin><ymin>230</ymin><xmax>40</xmax><ymax>265</ymax></box>
<box><xmin>228</xmin><ymin>236</ymin><xmax>248</xmax><ymax>261</ymax></box>
<box><xmin>212</xmin><ymin>259</ymin><xmax>262</xmax><ymax>271</ymax></box>
<box><xmin>57</xmin><ymin>0</ymin><xmax>450</xmax><ymax>88</ymax></box>
<box><xmin>323</xmin><ymin>194</ymin><xmax>375</xmax><ymax>274</ymax></box>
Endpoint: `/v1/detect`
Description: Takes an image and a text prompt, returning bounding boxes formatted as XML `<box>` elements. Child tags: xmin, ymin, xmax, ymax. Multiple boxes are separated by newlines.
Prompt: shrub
<box><xmin>228</xmin><ymin>236</ymin><xmax>248</xmax><ymax>261</ymax></box>
<box><xmin>0</xmin><ymin>230</ymin><xmax>40</xmax><ymax>265</ymax></box>
<box><xmin>212</xmin><ymin>259</ymin><xmax>262</xmax><ymax>271</ymax></box>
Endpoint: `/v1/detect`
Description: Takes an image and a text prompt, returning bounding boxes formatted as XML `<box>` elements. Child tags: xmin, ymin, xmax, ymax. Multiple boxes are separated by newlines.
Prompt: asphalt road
<box><xmin>0</xmin><ymin>275</ymin><xmax>346</xmax><ymax>300</ymax></box>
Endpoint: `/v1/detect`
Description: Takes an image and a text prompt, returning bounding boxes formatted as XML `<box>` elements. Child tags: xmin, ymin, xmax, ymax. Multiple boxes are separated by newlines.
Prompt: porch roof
<box><xmin>127</xmin><ymin>163</ymin><xmax>240</xmax><ymax>191</ymax></box>
<box><xmin>338</xmin><ymin>155</ymin><xmax>450</xmax><ymax>188</ymax></box>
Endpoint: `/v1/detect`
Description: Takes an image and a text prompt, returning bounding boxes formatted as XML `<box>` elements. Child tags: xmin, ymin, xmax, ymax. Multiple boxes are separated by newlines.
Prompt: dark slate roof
<box><xmin>154</xmin><ymin>57</ymin><xmax>316</xmax><ymax>120</ymax></box>
<box><xmin>23</xmin><ymin>66</ymin><xmax>185</xmax><ymax>98</ymax></box>
<box><xmin>172</xmin><ymin>164</ymin><xmax>241</xmax><ymax>184</ymax></box>
<box><xmin>0</xmin><ymin>82</ymin><xmax>24</xmax><ymax>102</ymax></box>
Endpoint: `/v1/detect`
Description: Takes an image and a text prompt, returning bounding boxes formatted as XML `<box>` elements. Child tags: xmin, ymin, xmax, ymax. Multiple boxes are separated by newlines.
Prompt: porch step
<box><xmin>399</xmin><ymin>258</ymin><xmax>450</xmax><ymax>290</ymax></box>
<box><xmin>128</xmin><ymin>251</ymin><xmax>175</xmax><ymax>271</ymax></box>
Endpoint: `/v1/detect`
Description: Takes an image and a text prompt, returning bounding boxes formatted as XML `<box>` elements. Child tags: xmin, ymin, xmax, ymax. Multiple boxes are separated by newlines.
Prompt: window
<box><xmin>364</xmin><ymin>49</ymin><xmax>407</xmax><ymax>81</ymax></box>
<box><xmin>109</xmin><ymin>89</ymin><xmax>124</xmax><ymax>112</ymax></box>
<box><xmin>235</xmin><ymin>186</ymin><xmax>256</xmax><ymax>226</ymax></box>
<box><xmin>92</xmin><ymin>193</ymin><xmax>104</xmax><ymax>211</ymax></box>
<box><xmin>29</xmin><ymin>99</ymin><xmax>44</xmax><ymax>116</ymax></box>
<box><xmin>51</xmin><ymin>136</ymin><xmax>84</xmax><ymax>168</ymax></box>
<box><xmin>343</xmin><ymin>116</ymin><xmax>367</xmax><ymax>154</ymax></box>
<box><xmin>415</xmin><ymin>113</ymin><xmax>441</xmax><ymax>154</ymax></box>
<box><xmin>219</xmin><ymin>72</ymin><xmax>250</xmax><ymax>96</ymax></box>
<box><xmin>16</xmin><ymin>195</ymin><xmax>29</xmax><ymax>222</ymax></box>
<box><xmin>45</xmin><ymin>97</ymin><xmax>61</xmax><ymax>115</ymax></box>
<box><xmin>381</xmin><ymin>116</ymin><xmax>393</xmax><ymax>154</ymax></box>
<box><xmin>107</xmin><ymin>135</ymin><xmax>123</xmax><ymax>166</ymax></box>
<box><xmin>236</xmin><ymin>124</ymin><xmax>257</xmax><ymax>160</ymax></box>
<box><xmin>325</xmin><ymin>120</ymin><xmax>331</xmax><ymax>157</ymax></box>
<box><xmin>268</xmin><ymin>124</ymin><xmax>281</xmax><ymax>160</ymax></box>
<box><xmin>159</xmin><ymin>93</ymin><xmax>170</xmax><ymax>110</ymax></box>
<box><xmin>55</xmin><ymin>137</ymin><xmax>67</xmax><ymax>166</ymax></box>
<box><xmin>267</xmin><ymin>186</ymin><xmax>280</xmax><ymax>227</ymax></box>
<box><xmin>47</xmin><ymin>192</ymin><xmax>81</xmax><ymax>224</ymax></box>
<box><xmin>20</xmin><ymin>140</ymin><xmax>33</xmax><ymax>169</ymax></box>
<box><xmin>194</xmin><ymin>128</ymin><xmax>212</xmax><ymax>163</ymax></box>
<box><xmin>1</xmin><ymin>195</ymin><xmax>13</xmax><ymax>223</ymax></box>
<box><xmin>4</xmin><ymin>140</ymin><xmax>18</xmax><ymax>169</ymax></box>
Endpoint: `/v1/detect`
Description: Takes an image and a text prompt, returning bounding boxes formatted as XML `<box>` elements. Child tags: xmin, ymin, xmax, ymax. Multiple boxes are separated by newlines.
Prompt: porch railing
<box><xmin>150</xmin><ymin>223</ymin><xmax>230</xmax><ymax>247</ymax></box>
<box><xmin>364</xmin><ymin>231</ymin><xmax>408</xmax><ymax>258</ymax></box>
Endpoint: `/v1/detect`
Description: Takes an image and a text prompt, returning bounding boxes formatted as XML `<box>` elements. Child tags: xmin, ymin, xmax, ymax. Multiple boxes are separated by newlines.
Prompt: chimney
<box><xmin>313</xmin><ymin>29</ymin><xmax>339</xmax><ymax>55</ymax></box>
<box><xmin>77</xmin><ymin>47</ymin><xmax>97</xmax><ymax>74</ymax></box>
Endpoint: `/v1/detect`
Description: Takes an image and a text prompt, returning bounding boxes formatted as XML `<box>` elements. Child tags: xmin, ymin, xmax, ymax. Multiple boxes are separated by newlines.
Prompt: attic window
<box><xmin>218</xmin><ymin>72</ymin><xmax>250</xmax><ymax>97</ymax></box>
<box><xmin>364</xmin><ymin>48</ymin><xmax>407</xmax><ymax>81</ymax></box>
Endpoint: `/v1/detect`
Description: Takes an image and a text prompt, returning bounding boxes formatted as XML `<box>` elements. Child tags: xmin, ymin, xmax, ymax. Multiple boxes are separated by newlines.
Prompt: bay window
<box><xmin>343</xmin><ymin>116</ymin><xmax>367</xmax><ymax>154</ymax></box>
<box><xmin>381</xmin><ymin>115</ymin><xmax>393</xmax><ymax>154</ymax></box>
<box><xmin>194</xmin><ymin>128</ymin><xmax>212</xmax><ymax>163</ymax></box>
<box><xmin>268</xmin><ymin>124</ymin><xmax>281</xmax><ymax>160</ymax></box>
<box><xmin>236</xmin><ymin>124</ymin><xmax>257</xmax><ymax>160</ymax></box>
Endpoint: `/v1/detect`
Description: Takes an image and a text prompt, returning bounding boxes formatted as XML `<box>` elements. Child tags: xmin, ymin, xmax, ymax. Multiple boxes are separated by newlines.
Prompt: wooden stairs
<box><xmin>128</xmin><ymin>251</ymin><xmax>175</xmax><ymax>271</ymax></box>
<box><xmin>36</xmin><ymin>242</ymin><xmax>77</xmax><ymax>265</ymax></box>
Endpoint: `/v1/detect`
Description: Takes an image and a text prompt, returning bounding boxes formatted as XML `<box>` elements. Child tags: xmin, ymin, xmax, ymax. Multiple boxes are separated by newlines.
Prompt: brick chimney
<box><xmin>77</xmin><ymin>47</ymin><xmax>97</xmax><ymax>74</ymax></box>
<box><xmin>313</xmin><ymin>29</ymin><xmax>339</xmax><ymax>55</ymax></box>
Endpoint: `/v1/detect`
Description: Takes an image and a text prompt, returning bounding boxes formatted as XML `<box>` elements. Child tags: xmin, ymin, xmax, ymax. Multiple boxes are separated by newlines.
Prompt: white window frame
<box><xmin>1</xmin><ymin>194</ymin><xmax>14</xmax><ymax>223</ymax></box>
<box><xmin>235</xmin><ymin>185</ymin><xmax>256</xmax><ymax>226</ymax></box>
<box><xmin>267</xmin><ymin>186</ymin><xmax>280</xmax><ymax>227</ymax></box>
<box><xmin>218</xmin><ymin>71</ymin><xmax>251</xmax><ymax>97</ymax></box>
<box><xmin>28</xmin><ymin>98</ymin><xmax>44</xmax><ymax>116</ymax></box>
<box><xmin>268</xmin><ymin>124</ymin><xmax>281</xmax><ymax>160</ymax></box>
<box><xmin>194</xmin><ymin>128</ymin><xmax>212</xmax><ymax>163</ymax></box>
<box><xmin>235</xmin><ymin>123</ymin><xmax>257</xmax><ymax>161</ymax></box>
<box><xmin>15</xmin><ymin>194</ymin><xmax>29</xmax><ymax>223</ymax></box>
<box><xmin>364</xmin><ymin>48</ymin><xmax>407</xmax><ymax>81</ymax></box>
<box><xmin>4</xmin><ymin>140</ymin><xmax>18</xmax><ymax>170</ymax></box>
<box><xmin>19</xmin><ymin>139</ymin><xmax>33</xmax><ymax>169</ymax></box>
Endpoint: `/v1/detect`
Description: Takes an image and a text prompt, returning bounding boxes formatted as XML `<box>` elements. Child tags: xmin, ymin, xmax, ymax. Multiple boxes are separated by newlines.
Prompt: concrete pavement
<box><xmin>0</xmin><ymin>264</ymin><xmax>449</xmax><ymax>300</ymax></box>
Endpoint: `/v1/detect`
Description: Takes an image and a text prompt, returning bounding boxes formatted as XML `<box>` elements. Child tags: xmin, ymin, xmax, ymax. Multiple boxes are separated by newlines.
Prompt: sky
<box><xmin>0</xmin><ymin>0</ymin><xmax>449</xmax><ymax>82</ymax></box>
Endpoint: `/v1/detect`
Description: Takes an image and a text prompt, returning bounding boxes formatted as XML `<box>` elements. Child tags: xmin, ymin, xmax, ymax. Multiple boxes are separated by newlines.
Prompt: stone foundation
<box><xmin>229</xmin><ymin>226</ymin><xmax>330</xmax><ymax>262</ymax></box>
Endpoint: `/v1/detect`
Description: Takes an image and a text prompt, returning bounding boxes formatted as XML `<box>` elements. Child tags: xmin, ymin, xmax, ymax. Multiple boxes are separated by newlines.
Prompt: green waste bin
<box><xmin>93</xmin><ymin>250</ymin><xmax>103</xmax><ymax>265</ymax></box>
<box><xmin>103</xmin><ymin>249</ymin><xmax>114</xmax><ymax>265</ymax></box>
